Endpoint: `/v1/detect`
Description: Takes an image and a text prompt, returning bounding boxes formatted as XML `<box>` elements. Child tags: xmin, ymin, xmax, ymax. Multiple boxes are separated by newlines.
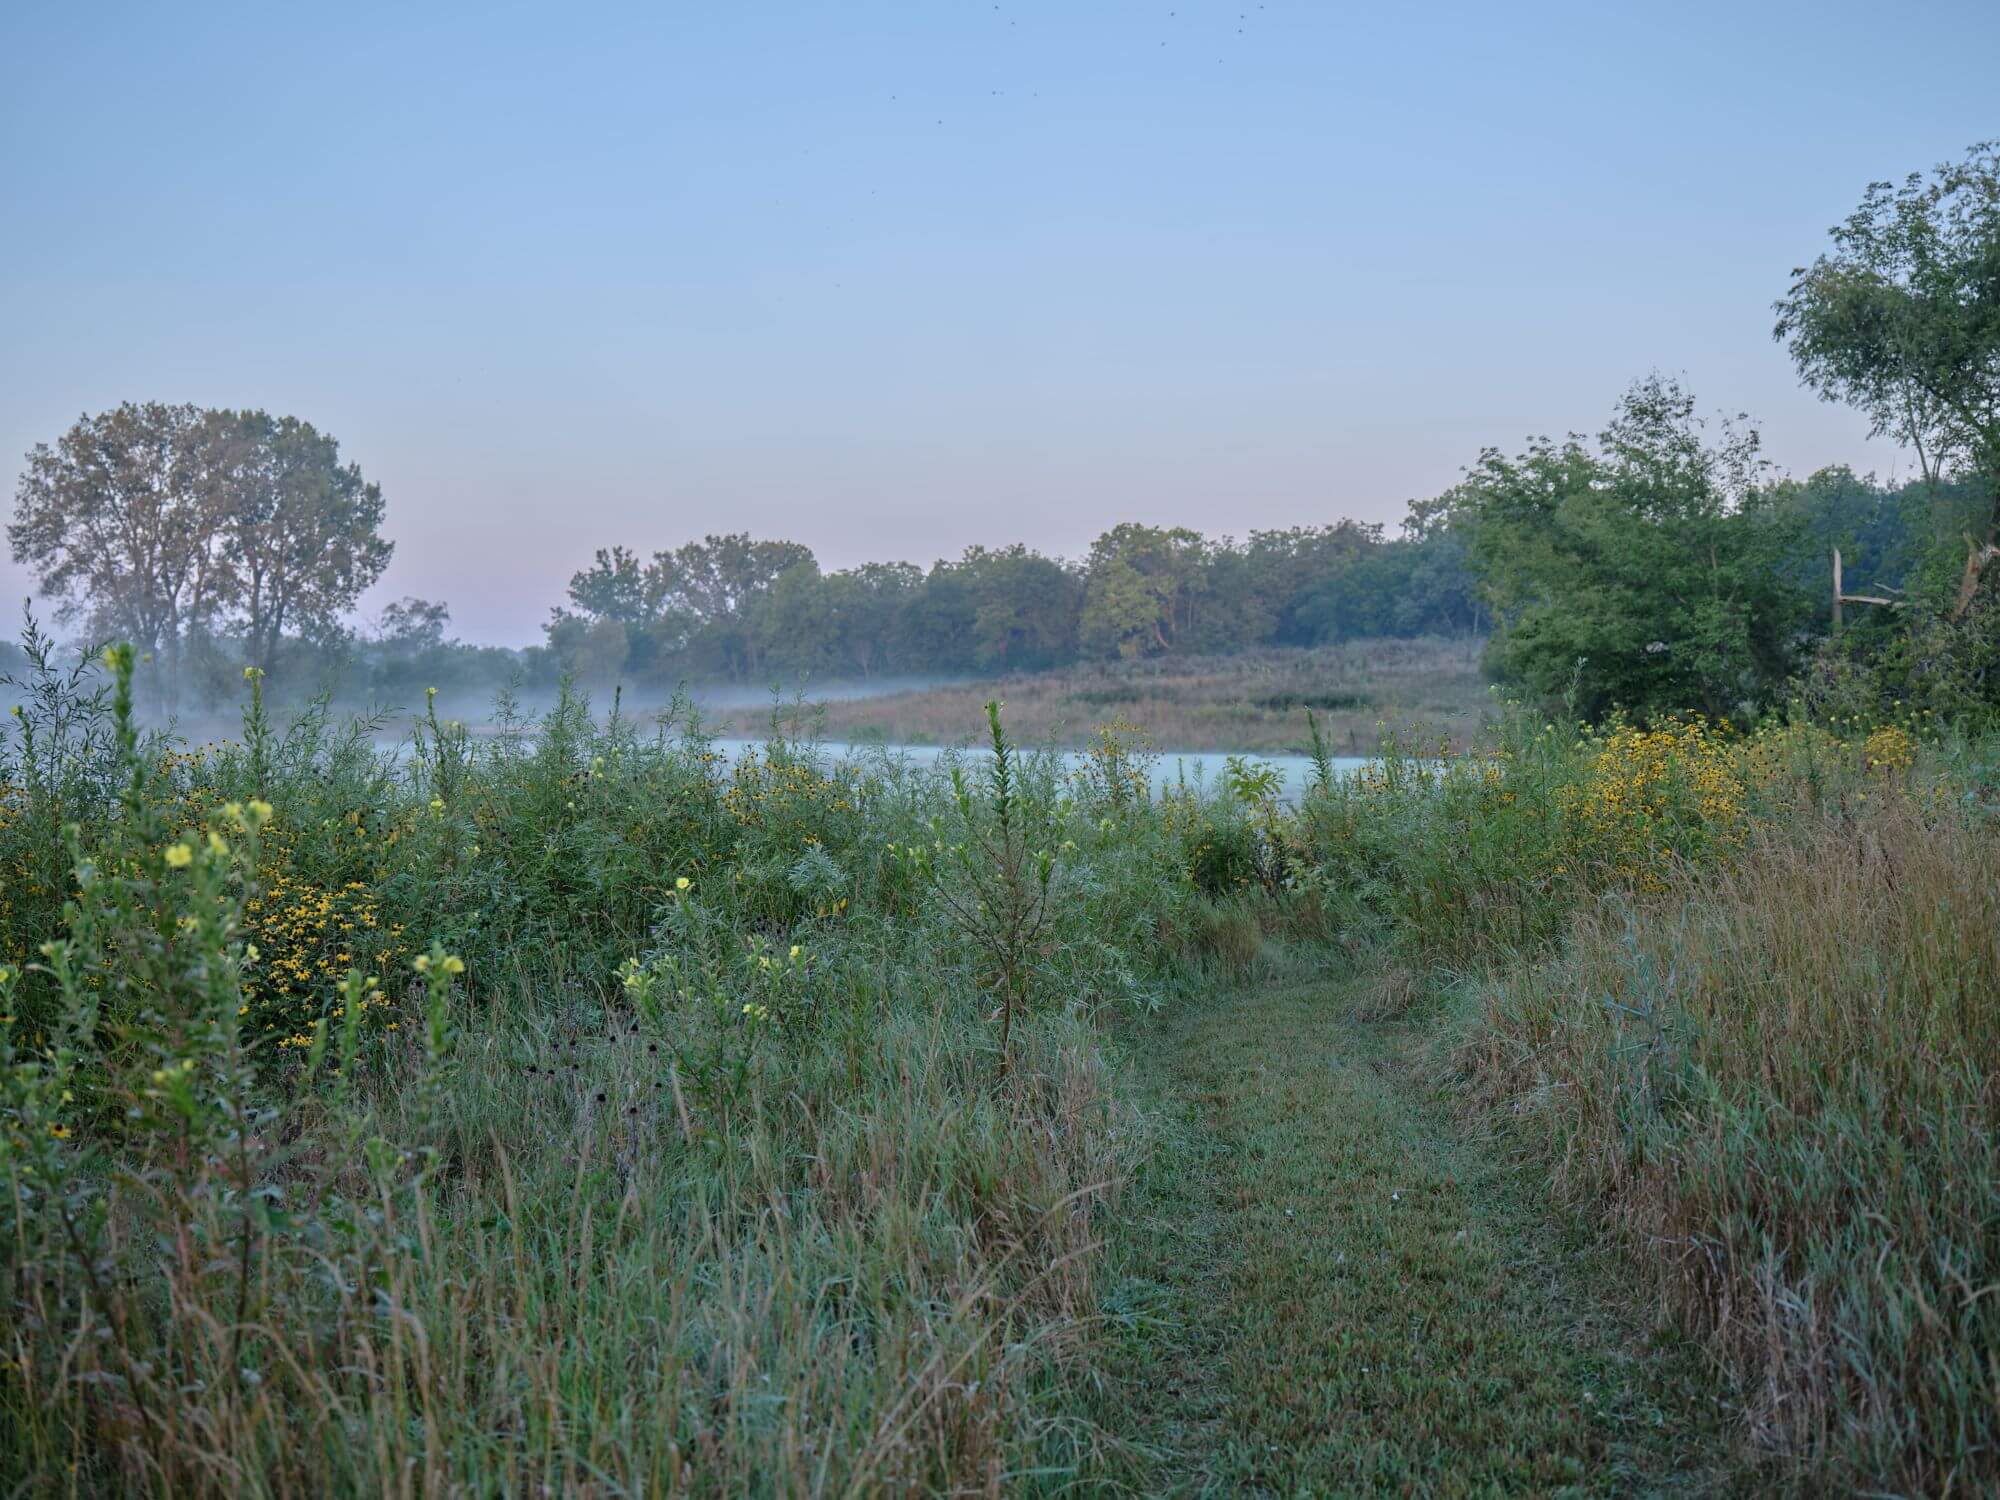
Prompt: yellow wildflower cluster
<box><xmin>1562</xmin><ymin>718</ymin><xmax>1746</xmax><ymax>888</ymax></box>
<box><xmin>241</xmin><ymin>864</ymin><xmax>404</xmax><ymax>1041</ymax></box>
<box><xmin>1863</xmin><ymin>724</ymin><xmax>1916</xmax><ymax>775</ymax></box>
<box><xmin>722</xmin><ymin>754</ymin><xmax>856</xmax><ymax>834</ymax></box>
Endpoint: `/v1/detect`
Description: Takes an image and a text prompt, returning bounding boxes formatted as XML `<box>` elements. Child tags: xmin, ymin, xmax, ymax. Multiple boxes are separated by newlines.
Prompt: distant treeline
<box><xmin>533</xmin><ymin>448</ymin><xmax>1988</xmax><ymax>713</ymax></box>
<box><xmin>10</xmin><ymin>143</ymin><xmax>1999</xmax><ymax>725</ymax></box>
<box><xmin>2</xmin><ymin>454</ymin><xmax>1986</xmax><ymax>719</ymax></box>
<box><xmin>541</xmin><ymin>518</ymin><xmax>1485</xmax><ymax>686</ymax></box>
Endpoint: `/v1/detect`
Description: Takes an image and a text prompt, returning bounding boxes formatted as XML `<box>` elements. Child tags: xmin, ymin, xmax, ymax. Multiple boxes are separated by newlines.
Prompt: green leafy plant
<box><xmin>902</xmin><ymin>702</ymin><xmax>1067</xmax><ymax>1073</ymax></box>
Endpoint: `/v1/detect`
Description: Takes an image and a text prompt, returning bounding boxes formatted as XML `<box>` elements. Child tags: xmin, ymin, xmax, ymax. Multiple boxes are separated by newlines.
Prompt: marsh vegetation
<box><xmin>6</xmin><ymin>141</ymin><xmax>2000</xmax><ymax>1497</ymax></box>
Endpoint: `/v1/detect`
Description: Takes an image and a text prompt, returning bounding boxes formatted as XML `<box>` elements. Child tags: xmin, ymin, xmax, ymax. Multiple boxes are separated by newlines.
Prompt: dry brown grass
<box><xmin>1463</xmin><ymin>788</ymin><xmax>2000</xmax><ymax>1491</ymax></box>
<box><xmin>725</xmin><ymin>637</ymin><xmax>1493</xmax><ymax>754</ymax></box>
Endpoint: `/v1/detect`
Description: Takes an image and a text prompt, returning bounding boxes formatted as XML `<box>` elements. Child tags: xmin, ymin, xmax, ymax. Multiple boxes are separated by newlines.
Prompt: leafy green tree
<box><xmin>823</xmin><ymin>561</ymin><xmax>922</xmax><ymax>676</ymax></box>
<box><xmin>1079</xmin><ymin>524</ymin><xmax>1209</xmax><ymax>659</ymax></box>
<box><xmin>749</xmin><ymin>561</ymin><xmax>838</xmax><ymax>677</ymax></box>
<box><xmin>1774</xmin><ymin>142</ymin><xmax>2000</xmax><ymax>607</ymax></box>
<box><xmin>1242</xmin><ymin>524</ymin><xmax>1381</xmax><ymax>645</ymax></box>
<box><xmin>212</xmin><ymin>410</ymin><xmax>393</xmax><ymax>672</ymax></box>
<box><xmin>11</xmin><ymin>403</ymin><xmax>391</xmax><ymax>705</ymax></box>
<box><xmin>377</xmin><ymin>597</ymin><xmax>452</xmax><ymax>652</ymax></box>
<box><xmin>563</xmin><ymin>546</ymin><xmax>659</xmax><ymax>626</ymax></box>
<box><xmin>963</xmin><ymin>546</ymin><xmax>1081</xmax><ymax>670</ymax></box>
<box><xmin>902</xmin><ymin>546</ymin><xmax>1080</xmax><ymax>672</ymax></box>
<box><xmin>1458</xmin><ymin>377</ymin><xmax>1810</xmax><ymax>720</ymax></box>
<box><xmin>10</xmin><ymin>402</ymin><xmax>233</xmax><ymax>708</ymax></box>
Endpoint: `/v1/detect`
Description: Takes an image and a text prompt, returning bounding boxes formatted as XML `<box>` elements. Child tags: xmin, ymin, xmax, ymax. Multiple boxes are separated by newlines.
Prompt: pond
<box><xmin>704</xmin><ymin>737</ymin><xmax>1372</xmax><ymax>801</ymax></box>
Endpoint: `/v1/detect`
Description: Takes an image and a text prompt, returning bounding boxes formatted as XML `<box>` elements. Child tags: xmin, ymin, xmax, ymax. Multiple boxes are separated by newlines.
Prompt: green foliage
<box><xmin>1455</xmin><ymin>376</ymin><xmax>1811</xmax><ymax>720</ymax></box>
<box><xmin>1774</xmin><ymin>140</ymin><xmax>2000</xmax><ymax>517</ymax></box>
<box><xmin>541</xmin><ymin>519</ymin><xmax>1478</xmax><ymax>687</ymax></box>
<box><xmin>5</xmin><ymin>601</ymin><xmax>1999</xmax><ymax>1493</ymax></box>
<box><xmin>8</xmin><ymin>402</ymin><xmax>391</xmax><ymax>710</ymax></box>
<box><xmin>894</xmin><ymin>703</ymin><xmax>1068</xmax><ymax>1071</ymax></box>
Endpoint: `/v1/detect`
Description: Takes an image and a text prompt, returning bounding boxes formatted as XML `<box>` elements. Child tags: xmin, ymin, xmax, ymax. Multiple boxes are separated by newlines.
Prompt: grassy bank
<box><xmin>5</xmin><ymin>631</ymin><xmax>1997</xmax><ymax>1494</ymax></box>
<box><xmin>1294</xmin><ymin>713</ymin><xmax>2000</xmax><ymax>1491</ymax></box>
<box><xmin>1</xmin><ymin>656</ymin><xmax>1160</xmax><ymax>1494</ymax></box>
<box><xmin>1459</xmin><ymin>794</ymin><xmax>2000</xmax><ymax>1489</ymax></box>
<box><xmin>720</xmin><ymin>636</ymin><xmax>1494</xmax><ymax>755</ymax></box>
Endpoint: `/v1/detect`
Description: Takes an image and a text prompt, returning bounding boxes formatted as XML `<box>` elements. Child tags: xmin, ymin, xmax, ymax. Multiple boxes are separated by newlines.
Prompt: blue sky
<box><xmin>3</xmin><ymin>0</ymin><xmax>1995</xmax><ymax>644</ymax></box>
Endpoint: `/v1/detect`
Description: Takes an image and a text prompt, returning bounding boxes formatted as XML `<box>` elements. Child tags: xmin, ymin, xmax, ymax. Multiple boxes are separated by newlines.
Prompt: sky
<box><xmin>2</xmin><ymin>1</ymin><xmax>1996</xmax><ymax>646</ymax></box>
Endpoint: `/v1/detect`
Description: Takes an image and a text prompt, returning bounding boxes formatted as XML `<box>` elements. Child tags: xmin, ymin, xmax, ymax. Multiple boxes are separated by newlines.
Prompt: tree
<box><xmin>961</xmin><ymin>546</ymin><xmax>1081</xmax><ymax>670</ymax></box>
<box><xmin>823</xmin><ymin>561</ymin><xmax>922</xmax><ymax>677</ymax></box>
<box><xmin>563</xmin><ymin>546</ymin><xmax>658</xmax><ymax>626</ymax></box>
<box><xmin>1457</xmin><ymin>377</ymin><xmax>1809</xmax><ymax>720</ymax></box>
<box><xmin>1775</xmin><ymin>142</ymin><xmax>2000</xmax><ymax>610</ymax></box>
<box><xmin>550</xmin><ymin>533</ymin><xmax>820</xmax><ymax>681</ymax></box>
<box><xmin>377</xmin><ymin>596</ymin><xmax>452</xmax><ymax>652</ymax></box>
<box><xmin>1079</xmin><ymin>524</ymin><xmax>1209</xmax><ymax>659</ymax></box>
<box><xmin>748</xmin><ymin>561</ymin><xmax>837</xmax><ymax>677</ymax></box>
<box><xmin>9</xmin><ymin>402</ymin><xmax>235</xmax><ymax>708</ymax></box>
<box><xmin>213</xmin><ymin>410</ymin><xmax>393</xmax><ymax>670</ymax></box>
<box><xmin>10</xmin><ymin>403</ymin><xmax>392</xmax><ymax>703</ymax></box>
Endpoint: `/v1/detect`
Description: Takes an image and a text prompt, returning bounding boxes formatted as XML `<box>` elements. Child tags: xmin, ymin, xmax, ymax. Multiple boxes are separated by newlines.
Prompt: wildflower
<box><xmin>49</xmin><ymin>1124</ymin><xmax>70</xmax><ymax>1139</ymax></box>
<box><xmin>414</xmin><ymin>954</ymin><xmax>432</xmax><ymax>974</ymax></box>
<box><xmin>675</xmin><ymin>876</ymin><xmax>691</xmax><ymax>892</ymax></box>
<box><xmin>789</xmin><ymin>945</ymin><xmax>801</xmax><ymax>961</ymax></box>
<box><xmin>164</xmin><ymin>842</ymin><xmax>194</xmax><ymax>869</ymax></box>
<box><xmin>427</xmin><ymin>685</ymin><xmax>438</xmax><ymax>699</ymax></box>
<box><xmin>248</xmin><ymin>799</ymin><xmax>273</xmax><ymax>823</ymax></box>
<box><xmin>243</xmin><ymin>665</ymin><xmax>264</xmax><ymax>680</ymax></box>
<box><xmin>442</xmin><ymin>955</ymin><xmax>465</xmax><ymax>975</ymax></box>
<box><xmin>207</xmin><ymin>830</ymin><xmax>229</xmax><ymax>856</ymax></box>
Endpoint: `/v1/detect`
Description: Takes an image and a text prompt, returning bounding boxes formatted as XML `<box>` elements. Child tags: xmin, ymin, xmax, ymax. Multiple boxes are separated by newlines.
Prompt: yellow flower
<box><xmin>207</xmin><ymin>830</ymin><xmax>230</xmax><ymax>856</ymax></box>
<box><xmin>49</xmin><ymin>1124</ymin><xmax>71</xmax><ymax>1139</ymax></box>
<box><xmin>789</xmin><ymin>945</ymin><xmax>801</xmax><ymax>961</ymax></box>
<box><xmin>248</xmin><ymin>799</ymin><xmax>274</xmax><ymax>823</ymax></box>
<box><xmin>164</xmin><ymin>842</ymin><xmax>194</xmax><ymax>869</ymax></box>
<box><xmin>442</xmin><ymin>955</ymin><xmax>465</xmax><ymax>976</ymax></box>
<box><xmin>675</xmin><ymin>876</ymin><xmax>691</xmax><ymax>892</ymax></box>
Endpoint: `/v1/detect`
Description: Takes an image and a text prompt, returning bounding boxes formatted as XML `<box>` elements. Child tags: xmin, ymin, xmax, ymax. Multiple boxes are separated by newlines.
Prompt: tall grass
<box><xmin>1459</xmin><ymin>792</ymin><xmax>2000</xmax><ymax>1491</ymax></box>
<box><xmin>7</xmin><ymin>617</ymin><xmax>1998</xmax><ymax>1493</ymax></box>
<box><xmin>0</xmin><ymin>651</ymin><xmax>1158</xmax><ymax>1496</ymax></box>
<box><xmin>774</xmin><ymin>637</ymin><xmax>1494</xmax><ymax>755</ymax></box>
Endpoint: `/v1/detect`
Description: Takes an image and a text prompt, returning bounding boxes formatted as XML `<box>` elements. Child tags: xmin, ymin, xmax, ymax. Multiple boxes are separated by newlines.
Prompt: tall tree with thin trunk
<box><xmin>1774</xmin><ymin>142</ymin><xmax>2000</xmax><ymax>612</ymax></box>
<box><xmin>10</xmin><ymin>404</ymin><xmax>392</xmax><ymax>700</ymax></box>
<box><xmin>8</xmin><ymin>402</ymin><xmax>235</xmax><ymax>709</ymax></box>
<box><xmin>213</xmin><ymin>410</ymin><xmax>392</xmax><ymax>670</ymax></box>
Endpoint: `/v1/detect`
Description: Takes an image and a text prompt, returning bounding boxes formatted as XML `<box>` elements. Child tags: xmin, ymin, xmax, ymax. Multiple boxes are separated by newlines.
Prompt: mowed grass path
<box><xmin>1089</xmin><ymin>978</ymin><xmax>1739</xmax><ymax>1497</ymax></box>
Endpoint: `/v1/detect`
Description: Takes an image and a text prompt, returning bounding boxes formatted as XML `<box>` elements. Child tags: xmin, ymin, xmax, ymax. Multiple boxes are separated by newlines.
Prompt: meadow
<box><xmin>3</xmin><ymin>633</ymin><xmax>1997</xmax><ymax>1496</ymax></box>
<box><xmin>713</xmin><ymin>636</ymin><xmax>1495</xmax><ymax>756</ymax></box>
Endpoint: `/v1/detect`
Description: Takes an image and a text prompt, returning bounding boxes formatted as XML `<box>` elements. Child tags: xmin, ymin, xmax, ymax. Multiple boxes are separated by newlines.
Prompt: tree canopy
<box><xmin>1775</xmin><ymin>142</ymin><xmax>2000</xmax><ymax>573</ymax></box>
<box><xmin>10</xmin><ymin>403</ymin><xmax>392</xmax><ymax>708</ymax></box>
<box><xmin>1453</xmin><ymin>378</ymin><xmax>1810</xmax><ymax>720</ymax></box>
